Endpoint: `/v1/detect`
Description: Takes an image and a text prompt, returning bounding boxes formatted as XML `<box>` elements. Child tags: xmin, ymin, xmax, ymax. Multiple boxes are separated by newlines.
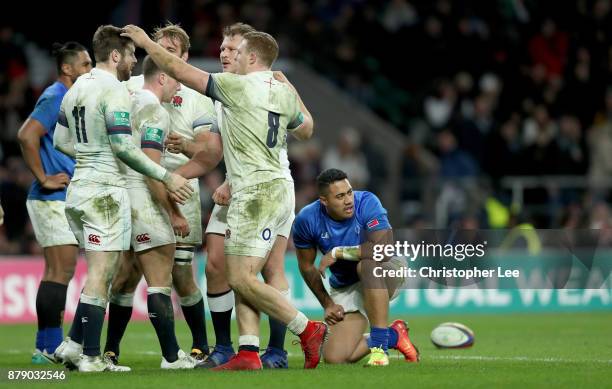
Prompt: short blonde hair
<box><xmin>152</xmin><ymin>22</ymin><xmax>190</xmax><ymax>55</ymax></box>
<box><xmin>243</xmin><ymin>31</ymin><xmax>278</xmax><ymax>67</ymax></box>
<box><xmin>222</xmin><ymin>22</ymin><xmax>256</xmax><ymax>38</ymax></box>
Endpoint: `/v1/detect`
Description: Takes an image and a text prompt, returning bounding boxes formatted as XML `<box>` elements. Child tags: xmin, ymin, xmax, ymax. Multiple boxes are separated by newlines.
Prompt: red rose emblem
<box><xmin>172</xmin><ymin>95</ymin><xmax>183</xmax><ymax>107</ymax></box>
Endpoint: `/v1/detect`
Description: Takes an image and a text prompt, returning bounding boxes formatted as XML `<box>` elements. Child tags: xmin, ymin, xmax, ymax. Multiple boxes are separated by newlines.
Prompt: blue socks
<box><xmin>368</xmin><ymin>327</ymin><xmax>389</xmax><ymax>352</ymax></box>
<box><xmin>45</xmin><ymin>328</ymin><xmax>64</xmax><ymax>353</ymax></box>
<box><xmin>368</xmin><ymin>327</ymin><xmax>399</xmax><ymax>353</ymax></box>
<box><xmin>35</xmin><ymin>330</ymin><xmax>45</xmax><ymax>351</ymax></box>
<box><xmin>35</xmin><ymin>328</ymin><xmax>64</xmax><ymax>354</ymax></box>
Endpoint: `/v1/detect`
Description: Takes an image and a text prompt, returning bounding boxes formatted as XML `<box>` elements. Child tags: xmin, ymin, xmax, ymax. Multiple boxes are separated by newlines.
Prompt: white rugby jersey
<box><xmin>206</xmin><ymin>71</ymin><xmax>303</xmax><ymax>192</ymax></box>
<box><xmin>126</xmin><ymin>75</ymin><xmax>216</xmax><ymax>172</ymax></box>
<box><xmin>58</xmin><ymin>68</ymin><xmax>131</xmax><ymax>186</ymax></box>
<box><xmin>124</xmin><ymin>89</ymin><xmax>169</xmax><ymax>189</ymax></box>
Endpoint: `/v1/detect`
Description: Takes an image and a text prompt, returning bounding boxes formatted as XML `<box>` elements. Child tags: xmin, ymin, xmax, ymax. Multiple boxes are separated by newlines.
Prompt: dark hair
<box><xmin>222</xmin><ymin>22</ymin><xmax>256</xmax><ymax>38</ymax></box>
<box><xmin>242</xmin><ymin>31</ymin><xmax>279</xmax><ymax>67</ymax></box>
<box><xmin>317</xmin><ymin>169</ymin><xmax>348</xmax><ymax>194</ymax></box>
<box><xmin>142</xmin><ymin>55</ymin><xmax>162</xmax><ymax>80</ymax></box>
<box><xmin>51</xmin><ymin>41</ymin><xmax>88</xmax><ymax>74</ymax></box>
<box><xmin>92</xmin><ymin>25</ymin><xmax>132</xmax><ymax>62</ymax></box>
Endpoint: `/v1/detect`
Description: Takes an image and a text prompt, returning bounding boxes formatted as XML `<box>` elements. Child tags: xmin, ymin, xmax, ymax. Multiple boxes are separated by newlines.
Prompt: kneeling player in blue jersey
<box><xmin>293</xmin><ymin>169</ymin><xmax>420</xmax><ymax>366</ymax></box>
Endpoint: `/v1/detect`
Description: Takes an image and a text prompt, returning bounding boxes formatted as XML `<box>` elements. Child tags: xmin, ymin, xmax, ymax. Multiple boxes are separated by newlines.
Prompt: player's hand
<box><xmin>212</xmin><ymin>180</ymin><xmax>231</xmax><ymax>206</ymax></box>
<box><xmin>318</xmin><ymin>251</ymin><xmax>337</xmax><ymax>278</ymax></box>
<box><xmin>120</xmin><ymin>25</ymin><xmax>151</xmax><ymax>48</ymax></box>
<box><xmin>171</xmin><ymin>212</ymin><xmax>190</xmax><ymax>238</ymax></box>
<box><xmin>163</xmin><ymin>172</ymin><xmax>193</xmax><ymax>204</ymax></box>
<box><xmin>324</xmin><ymin>303</ymin><xmax>345</xmax><ymax>325</ymax></box>
<box><xmin>41</xmin><ymin>173</ymin><xmax>70</xmax><ymax>190</ymax></box>
<box><xmin>273</xmin><ymin>71</ymin><xmax>288</xmax><ymax>83</ymax></box>
<box><xmin>165</xmin><ymin>131</ymin><xmax>186</xmax><ymax>154</ymax></box>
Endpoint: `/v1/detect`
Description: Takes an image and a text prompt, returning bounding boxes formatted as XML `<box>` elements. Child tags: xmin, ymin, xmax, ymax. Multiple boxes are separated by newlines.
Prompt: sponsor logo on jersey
<box><xmin>321</xmin><ymin>232</ymin><xmax>329</xmax><ymax>239</ymax></box>
<box><xmin>113</xmin><ymin>111</ymin><xmax>130</xmax><ymax>127</ymax></box>
<box><xmin>136</xmin><ymin>233</ymin><xmax>151</xmax><ymax>244</ymax></box>
<box><xmin>143</xmin><ymin>128</ymin><xmax>163</xmax><ymax>143</ymax></box>
<box><xmin>172</xmin><ymin>95</ymin><xmax>183</xmax><ymax>107</ymax></box>
<box><xmin>367</xmin><ymin>219</ymin><xmax>380</xmax><ymax>229</ymax></box>
<box><xmin>88</xmin><ymin>234</ymin><xmax>101</xmax><ymax>245</ymax></box>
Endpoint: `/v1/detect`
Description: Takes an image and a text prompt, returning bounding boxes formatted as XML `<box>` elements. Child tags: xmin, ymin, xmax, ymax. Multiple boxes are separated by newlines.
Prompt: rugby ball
<box><xmin>430</xmin><ymin>322</ymin><xmax>474</xmax><ymax>348</ymax></box>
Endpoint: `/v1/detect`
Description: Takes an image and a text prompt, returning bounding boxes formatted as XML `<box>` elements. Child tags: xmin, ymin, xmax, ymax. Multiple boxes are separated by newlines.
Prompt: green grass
<box><xmin>1</xmin><ymin>312</ymin><xmax>611</xmax><ymax>388</ymax></box>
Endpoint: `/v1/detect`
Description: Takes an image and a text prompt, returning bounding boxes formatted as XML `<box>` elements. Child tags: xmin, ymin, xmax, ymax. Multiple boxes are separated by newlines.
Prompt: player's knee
<box><xmin>114</xmin><ymin>276</ymin><xmax>140</xmax><ymax>294</ymax></box>
<box><xmin>227</xmin><ymin>272</ymin><xmax>254</xmax><ymax>295</ymax></box>
<box><xmin>205</xmin><ymin>255</ymin><xmax>225</xmax><ymax>281</ymax></box>
<box><xmin>173</xmin><ymin>278</ymin><xmax>196</xmax><ymax>297</ymax></box>
<box><xmin>47</xmin><ymin>267</ymin><xmax>74</xmax><ymax>284</ymax></box>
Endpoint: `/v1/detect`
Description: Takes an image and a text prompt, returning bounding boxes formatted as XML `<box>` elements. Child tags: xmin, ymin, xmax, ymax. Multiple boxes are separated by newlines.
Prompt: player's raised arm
<box><xmin>121</xmin><ymin>25</ymin><xmax>211</xmax><ymax>94</ymax></box>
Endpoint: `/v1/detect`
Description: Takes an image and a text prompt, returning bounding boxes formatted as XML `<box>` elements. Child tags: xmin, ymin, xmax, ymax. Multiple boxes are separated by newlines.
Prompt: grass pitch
<box><xmin>1</xmin><ymin>312</ymin><xmax>611</xmax><ymax>388</ymax></box>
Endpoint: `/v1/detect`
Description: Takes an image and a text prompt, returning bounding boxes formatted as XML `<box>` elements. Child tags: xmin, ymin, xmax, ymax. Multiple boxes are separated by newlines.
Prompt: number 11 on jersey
<box><xmin>72</xmin><ymin>106</ymin><xmax>88</xmax><ymax>143</ymax></box>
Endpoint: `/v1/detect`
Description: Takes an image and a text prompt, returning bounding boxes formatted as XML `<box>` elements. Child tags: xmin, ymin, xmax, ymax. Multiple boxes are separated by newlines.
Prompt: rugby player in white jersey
<box><xmin>104</xmin><ymin>24</ymin><xmax>220</xmax><ymax>364</ymax></box>
<box><xmin>122</xmin><ymin>55</ymin><xmax>196</xmax><ymax>369</ymax></box>
<box><xmin>165</xmin><ymin>22</ymin><xmax>295</xmax><ymax>369</ymax></box>
<box><xmin>122</xmin><ymin>25</ymin><xmax>326</xmax><ymax>370</ymax></box>
<box><xmin>52</xmin><ymin>25</ymin><xmax>192</xmax><ymax>372</ymax></box>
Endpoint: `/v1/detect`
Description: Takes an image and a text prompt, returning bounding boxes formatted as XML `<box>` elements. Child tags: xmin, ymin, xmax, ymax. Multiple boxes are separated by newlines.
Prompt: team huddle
<box><xmin>18</xmin><ymin>22</ymin><xmax>419</xmax><ymax>372</ymax></box>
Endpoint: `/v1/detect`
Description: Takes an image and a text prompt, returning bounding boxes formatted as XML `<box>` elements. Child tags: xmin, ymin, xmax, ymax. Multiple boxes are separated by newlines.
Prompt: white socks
<box><xmin>287</xmin><ymin>311</ymin><xmax>308</xmax><ymax>336</ymax></box>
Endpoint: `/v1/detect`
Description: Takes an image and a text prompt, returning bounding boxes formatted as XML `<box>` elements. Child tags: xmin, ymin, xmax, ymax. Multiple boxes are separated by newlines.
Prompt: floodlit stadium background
<box><xmin>1</xmin><ymin>0</ymin><xmax>611</xmax><ymax>321</ymax></box>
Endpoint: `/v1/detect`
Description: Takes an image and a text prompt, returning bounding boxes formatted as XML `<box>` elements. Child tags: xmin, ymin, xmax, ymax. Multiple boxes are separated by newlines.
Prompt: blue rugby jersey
<box><xmin>293</xmin><ymin>191</ymin><xmax>391</xmax><ymax>289</ymax></box>
<box><xmin>27</xmin><ymin>81</ymin><xmax>75</xmax><ymax>201</ymax></box>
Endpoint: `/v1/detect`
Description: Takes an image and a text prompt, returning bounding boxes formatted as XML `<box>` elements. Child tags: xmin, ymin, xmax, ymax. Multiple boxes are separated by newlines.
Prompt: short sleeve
<box><xmin>193</xmin><ymin>94</ymin><xmax>218</xmax><ymax>134</ymax></box>
<box><xmin>292</xmin><ymin>210</ymin><xmax>316</xmax><ymax>249</ymax></box>
<box><xmin>204</xmin><ymin>73</ymin><xmax>245</xmax><ymax>107</ymax></box>
<box><xmin>358</xmin><ymin>192</ymin><xmax>392</xmax><ymax>231</ymax></box>
<box><xmin>141</xmin><ymin>110</ymin><xmax>168</xmax><ymax>152</ymax></box>
<box><xmin>104</xmin><ymin>86</ymin><xmax>132</xmax><ymax>136</ymax></box>
<box><xmin>57</xmin><ymin>105</ymin><xmax>68</xmax><ymax>128</ymax></box>
<box><xmin>287</xmin><ymin>93</ymin><xmax>305</xmax><ymax>131</ymax></box>
<box><xmin>30</xmin><ymin>94</ymin><xmax>61</xmax><ymax>132</ymax></box>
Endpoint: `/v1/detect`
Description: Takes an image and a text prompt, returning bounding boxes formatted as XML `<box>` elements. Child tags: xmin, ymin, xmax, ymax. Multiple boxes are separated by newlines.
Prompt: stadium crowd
<box><xmin>2</xmin><ymin>0</ymin><xmax>612</xmax><ymax>253</ymax></box>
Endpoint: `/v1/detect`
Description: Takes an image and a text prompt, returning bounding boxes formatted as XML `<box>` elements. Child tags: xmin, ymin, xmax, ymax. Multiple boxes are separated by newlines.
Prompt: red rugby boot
<box><xmin>390</xmin><ymin>319</ymin><xmax>420</xmax><ymax>362</ymax></box>
<box><xmin>211</xmin><ymin>350</ymin><xmax>263</xmax><ymax>371</ymax></box>
<box><xmin>298</xmin><ymin>321</ymin><xmax>328</xmax><ymax>369</ymax></box>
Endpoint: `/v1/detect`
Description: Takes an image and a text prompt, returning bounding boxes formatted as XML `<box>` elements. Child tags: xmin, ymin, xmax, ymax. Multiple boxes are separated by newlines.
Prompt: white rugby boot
<box><xmin>161</xmin><ymin>349</ymin><xmax>197</xmax><ymax>369</ymax></box>
<box><xmin>78</xmin><ymin>354</ymin><xmax>131</xmax><ymax>372</ymax></box>
<box><xmin>54</xmin><ymin>337</ymin><xmax>82</xmax><ymax>370</ymax></box>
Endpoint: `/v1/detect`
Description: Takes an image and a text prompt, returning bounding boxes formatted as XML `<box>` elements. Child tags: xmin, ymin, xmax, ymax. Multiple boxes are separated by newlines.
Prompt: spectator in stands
<box><xmin>588</xmin><ymin>87</ymin><xmax>612</xmax><ymax>194</ymax></box>
<box><xmin>436</xmin><ymin>129</ymin><xmax>478</xmax><ymax>178</ymax></box>
<box><xmin>556</xmin><ymin>115</ymin><xmax>587</xmax><ymax>175</ymax></box>
<box><xmin>322</xmin><ymin>126</ymin><xmax>370</xmax><ymax>189</ymax></box>
<box><xmin>528</xmin><ymin>18</ymin><xmax>568</xmax><ymax>81</ymax></box>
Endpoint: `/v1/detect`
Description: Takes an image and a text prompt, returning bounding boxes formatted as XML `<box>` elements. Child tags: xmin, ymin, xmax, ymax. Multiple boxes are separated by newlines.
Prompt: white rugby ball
<box><xmin>430</xmin><ymin>322</ymin><xmax>475</xmax><ymax>348</ymax></box>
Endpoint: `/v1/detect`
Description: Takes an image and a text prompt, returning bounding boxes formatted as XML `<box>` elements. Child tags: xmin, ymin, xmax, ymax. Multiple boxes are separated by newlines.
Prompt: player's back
<box><xmin>62</xmin><ymin>68</ymin><xmax>130</xmax><ymax>186</ymax></box>
<box><xmin>208</xmin><ymin>70</ymin><xmax>303</xmax><ymax>192</ymax></box>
